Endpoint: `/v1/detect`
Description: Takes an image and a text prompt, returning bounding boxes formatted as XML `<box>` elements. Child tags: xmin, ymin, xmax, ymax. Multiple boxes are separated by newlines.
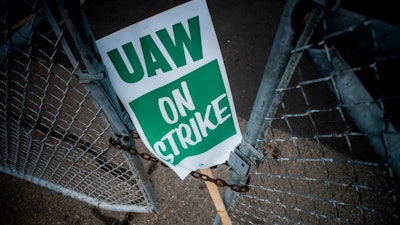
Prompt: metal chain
<box><xmin>189</xmin><ymin>171</ymin><xmax>250</xmax><ymax>192</ymax></box>
<box><xmin>109</xmin><ymin>137</ymin><xmax>159</xmax><ymax>162</ymax></box>
<box><xmin>109</xmin><ymin>137</ymin><xmax>250</xmax><ymax>193</ymax></box>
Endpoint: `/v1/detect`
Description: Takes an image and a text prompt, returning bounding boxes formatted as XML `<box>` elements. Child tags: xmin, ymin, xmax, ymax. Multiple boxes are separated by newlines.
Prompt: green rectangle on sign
<box><xmin>129</xmin><ymin>59</ymin><xmax>235</xmax><ymax>165</ymax></box>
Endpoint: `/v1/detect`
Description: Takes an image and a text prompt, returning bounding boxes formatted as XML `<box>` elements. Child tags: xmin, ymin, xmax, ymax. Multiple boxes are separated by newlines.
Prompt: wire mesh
<box><xmin>0</xmin><ymin>0</ymin><xmax>155</xmax><ymax>212</ymax></box>
<box><xmin>228</xmin><ymin>1</ymin><xmax>400</xmax><ymax>224</ymax></box>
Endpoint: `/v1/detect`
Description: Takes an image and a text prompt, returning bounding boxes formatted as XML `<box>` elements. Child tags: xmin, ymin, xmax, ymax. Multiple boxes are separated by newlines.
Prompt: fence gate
<box><xmin>217</xmin><ymin>0</ymin><xmax>400</xmax><ymax>224</ymax></box>
<box><xmin>0</xmin><ymin>0</ymin><xmax>159</xmax><ymax>213</ymax></box>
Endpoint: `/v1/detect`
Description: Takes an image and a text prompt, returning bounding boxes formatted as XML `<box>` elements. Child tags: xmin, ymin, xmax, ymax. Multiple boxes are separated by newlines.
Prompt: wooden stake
<box><xmin>200</xmin><ymin>168</ymin><xmax>232</xmax><ymax>225</ymax></box>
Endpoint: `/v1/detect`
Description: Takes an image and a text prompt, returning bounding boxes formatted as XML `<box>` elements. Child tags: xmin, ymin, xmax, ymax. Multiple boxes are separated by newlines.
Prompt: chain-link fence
<box><xmin>0</xmin><ymin>0</ymin><xmax>158</xmax><ymax>213</ymax></box>
<box><xmin>218</xmin><ymin>0</ymin><xmax>400</xmax><ymax>224</ymax></box>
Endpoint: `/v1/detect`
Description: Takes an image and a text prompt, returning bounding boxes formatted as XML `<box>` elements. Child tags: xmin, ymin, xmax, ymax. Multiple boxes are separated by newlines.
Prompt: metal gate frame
<box><xmin>215</xmin><ymin>0</ymin><xmax>400</xmax><ymax>224</ymax></box>
<box><xmin>1</xmin><ymin>0</ymin><xmax>159</xmax><ymax>213</ymax></box>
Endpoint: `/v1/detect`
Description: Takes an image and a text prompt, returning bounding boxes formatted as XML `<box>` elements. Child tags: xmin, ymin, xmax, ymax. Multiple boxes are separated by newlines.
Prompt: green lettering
<box><xmin>140</xmin><ymin>35</ymin><xmax>172</xmax><ymax>77</ymax></box>
<box><xmin>107</xmin><ymin>43</ymin><xmax>144</xmax><ymax>83</ymax></box>
<box><xmin>156</xmin><ymin>16</ymin><xmax>203</xmax><ymax>68</ymax></box>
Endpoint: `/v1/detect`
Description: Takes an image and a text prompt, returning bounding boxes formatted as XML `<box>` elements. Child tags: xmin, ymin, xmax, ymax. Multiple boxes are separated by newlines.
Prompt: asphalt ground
<box><xmin>0</xmin><ymin>1</ymin><xmax>286</xmax><ymax>224</ymax></box>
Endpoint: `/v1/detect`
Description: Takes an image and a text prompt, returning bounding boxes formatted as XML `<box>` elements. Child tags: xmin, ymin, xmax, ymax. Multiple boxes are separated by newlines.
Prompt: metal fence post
<box><xmin>51</xmin><ymin>0</ymin><xmax>160</xmax><ymax>212</ymax></box>
<box><xmin>53</xmin><ymin>0</ymin><xmax>160</xmax><ymax>212</ymax></box>
<box><xmin>215</xmin><ymin>0</ymin><xmax>329</xmax><ymax>224</ymax></box>
<box><xmin>213</xmin><ymin>1</ymin><xmax>302</xmax><ymax>224</ymax></box>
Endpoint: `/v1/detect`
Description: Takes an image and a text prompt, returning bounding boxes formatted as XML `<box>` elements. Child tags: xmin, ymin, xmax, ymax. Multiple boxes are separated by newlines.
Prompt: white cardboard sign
<box><xmin>96</xmin><ymin>0</ymin><xmax>242</xmax><ymax>179</ymax></box>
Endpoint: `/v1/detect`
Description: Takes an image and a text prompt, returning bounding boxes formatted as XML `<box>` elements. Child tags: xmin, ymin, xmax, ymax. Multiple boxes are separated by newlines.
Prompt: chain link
<box><xmin>189</xmin><ymin>171</ymin><xmax>250</xmax><ymax>192</ymax></box>
<box><xmin>109</xmin><ymin>137</ymin><xmax>250</xmax><ymax>193</ymax></box>
<box><xmin>109</xmin><ymin>137</ymin><xmax>160</xmax><ymax>162</ymax></box>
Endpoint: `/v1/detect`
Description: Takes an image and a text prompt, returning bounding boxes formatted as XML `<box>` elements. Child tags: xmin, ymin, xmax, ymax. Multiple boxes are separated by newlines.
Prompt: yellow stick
<box><xmin>200</xmin><ymin>168</ymin><xmax>232</xmax><ymax>225</ymax></box>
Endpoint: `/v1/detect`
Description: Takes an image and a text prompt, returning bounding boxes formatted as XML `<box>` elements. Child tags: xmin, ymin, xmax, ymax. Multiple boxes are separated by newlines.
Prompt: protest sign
<box><xmin>96</xmin><ymin>0</ymin><xmax>242</xmax><ymax>179</ymax></box>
